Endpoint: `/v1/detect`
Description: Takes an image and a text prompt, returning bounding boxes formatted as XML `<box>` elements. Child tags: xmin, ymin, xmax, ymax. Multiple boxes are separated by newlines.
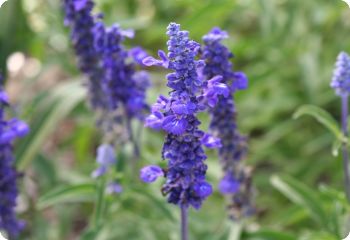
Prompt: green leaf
<box><xmin>16</xmin><ymin>80</ymin><xmax>85</xmax><ymax>171</ymax></box>
<box><xmin>270</xmin><ymin>175</ymin><xmax>330</xmax><ymax>231</ymax></box>
<box><xmin>331</xmin><ymin>139</ymin><xmax>342</xmax><ymax>157</ymax></box>
<box><xmin>293</xmin><ymin>105</ymin><xmax>343</xmax><ymax>141</ymax></box>
<box><xmin>132</xmin><ymin>187</ymin><xmax>176</xmax><ymax>222</ymax></box>
<box><xmin>243</xmin><ymin>229</ymin><xmax>297</xmax><ymax>240</ymax></box>
<box><xmin>37</xmin><ymin>183</ymin><xmax>96</xmax><ymax>210</ymax></box>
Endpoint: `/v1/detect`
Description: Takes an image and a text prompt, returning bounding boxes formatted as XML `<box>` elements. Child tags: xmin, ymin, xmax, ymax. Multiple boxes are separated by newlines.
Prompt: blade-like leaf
<box><xmin>16</xmin><ymin>80</ymin><xmax>85</xmax><ymax>171</ymax></box>
<box><xmin>243</xmin><ymin>229</ymin><xmax>296</xmax><ymax>240</ymax></box>
<box><xmin>270</xmin><ymin>175</ymin><xmax>329</xmax><ymax>231</ymax></box>
<box><xmin>37</xmin><ymin>183</ymin><xmax>95</xmax><ymax>210</ymax></box>
<box><xmin>293</xmin><ymin>105</ymin><xmax>343</xmax><ymax>141</ymax></box>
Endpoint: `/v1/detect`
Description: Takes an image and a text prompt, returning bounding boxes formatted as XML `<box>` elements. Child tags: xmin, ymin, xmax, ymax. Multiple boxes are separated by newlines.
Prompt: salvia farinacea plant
<box><xmin>331</xmin><ymin>51</ymin><xmax>350</xmax><ymax>202</ymax></box>
<box><xmin>202</xmin><ymin>27</ymin><xmax>255</xmax><ymax>220</ymax></box>
<box><xmin>140</xmin><ymin>22</ymin><xmax>229</xmax><ymax>239</ymax></box>
<box><xmin>0</xmin><ymin>74</ymin><xmax>29</xmax><ymax>239</ymax></box>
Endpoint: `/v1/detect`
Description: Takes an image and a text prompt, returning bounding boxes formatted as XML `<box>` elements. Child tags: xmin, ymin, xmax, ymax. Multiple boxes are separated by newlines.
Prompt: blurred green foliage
<box><xmin>1</xmin><ymin>0</ymin><xmax>350</xmax><ymax>239</ymax></box>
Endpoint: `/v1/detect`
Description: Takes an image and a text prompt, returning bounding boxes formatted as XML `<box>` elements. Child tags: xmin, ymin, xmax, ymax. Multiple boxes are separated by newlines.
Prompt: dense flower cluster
<box><xmin>63</xmin><ymin>0</ymin><xmax>107</xmax><ymax>110</ymax></box>
<box><xmin>64</xmin><ymin>0</ymin><xmax>150</xmax><ymax>180</ymax></box>
<box><xmin>202</xmin><ymin>27</ymin><xmax>254</xmax><ymax>219</ymax></box>
<box><xmin>93</xmin><ymin>22</ymin><xmax>150</xmax><ymax>123</ymax></box>
<box><xmin>141</xmin><ymin>23</ymin><xmax>226</xmax><ymax>209</ymax></box>
<box><xmin>63</xmin><ymin>0</ymin><xmax>149</xmax><ymax>137</ymax></box>
<box><xmin>331</xmin><ymin>51</ymin><xmax>350</xmax><ymax>96</ymax></box>
<box><xmin>0</xmin><ymin>75</ymin><xmax>29</xmax><ymax>238</ymax></box>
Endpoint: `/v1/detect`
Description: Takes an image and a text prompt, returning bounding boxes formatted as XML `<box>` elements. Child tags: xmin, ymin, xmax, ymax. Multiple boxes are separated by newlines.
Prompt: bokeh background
<box><xmin>1</xmin><ymin>0</ymin><xmax>350</xmax><ymax>239</ymax></box>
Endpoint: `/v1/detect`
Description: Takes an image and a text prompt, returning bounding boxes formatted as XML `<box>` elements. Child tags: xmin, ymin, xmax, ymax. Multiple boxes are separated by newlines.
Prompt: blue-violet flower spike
<box><xmin>202</xmin><ymin>27</ymin><xmax>255</xmax><ymax>220</ymax></box>
<box><xmin>331</xmin><ymin>51</ymin><xmax>350</xmax><ymax>96</ymax></box>
<box><xmin>142</xmin><ymin>23</ymin><xmax>227</xmax><ymax>210</ymax></box>
<box><xmin>0</xmin><ymin>75</ymin><xmax>29</xmax><ymax>238</ymax></box>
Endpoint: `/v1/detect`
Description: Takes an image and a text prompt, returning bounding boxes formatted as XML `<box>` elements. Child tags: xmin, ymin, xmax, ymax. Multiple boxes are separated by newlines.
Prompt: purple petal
<box><xmin>158</xmin><ymin>50</ymin><xmax>169</xmax><ymax>68</ymax></box>
<box><xmin>10</xmin><ymin>119</ymin><xmax>29</xmax><ymax>137</ymax></box>
<box><xmin>142</xmin><ymin>56</ymin><xmax>164</xmax><ymax>67</ymax></box>
<box><xmin>218</xmin><ymin>177</ymin><xmax>240</xmax><ymax>194</ymax></box>
<box><xmin>213</xmin><ymin>82</ymin><xmax>229</xmax><ymax>97</ymax></box>
<box><xmin>162</xmin><ymin>115</ymin><xmax>188</xmax><ymax>135</ymax></box>
<box><xmin>208</xmin><ymin>75</ymin><xmax>223</xmax><ymax>84</ymax></box>
<box><xmin>201</xmin><ymin>133</ymin><xmax>222</xmax><ymax>148</ymax></box>
<box><xmin>193</xmin><ymin>181</ymin><xmax>213</xmax><ymax>198</ymax></box>
<box><xmin>0</xmin><ymin>91</ymin><xmax>9</xmax><ymax>104</ymax></box>
<box><xmin>96</xmin><ymin>144</ymin><xmax>116</xmax><ymax>166</ymax></box>
<box><xmin>120</xmin><ymin>29</ymin><xmax>134</xmax><ymax>38</ymax></box>
<box><xmin>140</xmin><ymin>165</ymin><xmax>164</xmax><ymax>183</ymax></box>
<box><xmin>130</xmin><ymin>47</ymin><xmax>149</xmax><ymax>65</ymax></box>
<box><xmin>91</xmin><ymin>166</ymin><xmax>107</xmax><ymax>178</ymax></box>
<box><xmin>106</xmin><ymin>182</ymin><xmax>123</xmax><ymax>194</ymax></box>
<box><xmin>171</xmin><ymin>101</ymin><xmax>196</xmax><ymax>115</ymax></box>
<box><xmin>73</xmin><ymin>0</ymin><xmax>89</xmax><ymax>11</ymax></box>
<box><xmin>145</xmin><ymin>112</ymin><xmax>164</xmax><ymax>129</ymax></box>
<box><xmin>233</xmin><ymin>72</ymin><xmax>248</xmax><ymax>91</ymax></box>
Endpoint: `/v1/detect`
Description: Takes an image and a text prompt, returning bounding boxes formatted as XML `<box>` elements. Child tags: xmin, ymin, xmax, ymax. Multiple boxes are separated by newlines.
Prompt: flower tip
<box><xmin>142</xmin><ymin>56</ymin><xmax>161</xmax><ymax>67</ymax></box>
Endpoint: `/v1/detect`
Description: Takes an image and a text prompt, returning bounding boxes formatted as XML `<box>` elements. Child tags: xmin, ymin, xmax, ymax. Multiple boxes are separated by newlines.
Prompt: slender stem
<box><xmin>93</xmin><ymin>178</ymin><xmax>106</xmax><ymax>229</ymax></box>
<box><xmin>229</xmin><ymin>221</ymin><xmax>243</xmax><ymax>240</ymax></box>
<box><xmin>126</xmin><ymin>118</ymin><xmax>140</xmax><ymax>160</ymax></box>
<box><xmin>181</xmin><ymin>206</ymin><xmax>188</xmax><ymax>240</ymax></box>
<box><xmin>341</xmin><ymin>95</ymin><xmax>350</xmax><ymax>202</ymax></box>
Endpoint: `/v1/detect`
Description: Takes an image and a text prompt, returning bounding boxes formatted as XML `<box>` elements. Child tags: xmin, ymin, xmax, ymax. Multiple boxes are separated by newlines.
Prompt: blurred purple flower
<box><xmin>92</xmin><ymin>144</ymin><xmax>116</xmax><ymax>178</ymax></box>
<box><xmin>0</xmin><ymin>75</ymin><xmax>29</xmax><ymax>238</ymax></box>
<box><xmin>140</xmin><ymin>165</ymin><xmax>164</xmax><ymax>183</ymax></box>
<box><xmin>331</xmin><ymin>51</ymin><xmax>350</xmax><ymax>96</ymax></box>
<box><xmin>202</xmin><ymin>27</ymin><xmax>255</xmax><ymax>219</ymax></box>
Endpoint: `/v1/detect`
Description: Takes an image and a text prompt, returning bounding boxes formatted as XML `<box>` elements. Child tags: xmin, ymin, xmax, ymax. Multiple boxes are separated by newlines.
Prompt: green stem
<box><xmin>93</xmin><ymin>177</ymin><xmax>106</xmax><ymax>230</ymax></box>
<box><xmin>228</xmin><ymin>221</ymin><xmax>243</xmax><ymax>240</ymax></box>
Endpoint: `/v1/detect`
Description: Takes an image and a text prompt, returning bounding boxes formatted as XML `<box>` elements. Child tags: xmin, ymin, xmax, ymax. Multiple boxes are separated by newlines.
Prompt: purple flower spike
<box><xmin>0</xmin><ymin>74</ymin><xmax>29</xmax><ymax>238</ymax></box>
<box><xmin>142</xmin><ymin>23</ymin><xmax>224</xmax><ymax>209</ymax></box>
<box><xmin>63</xmin><ymin>0</ymin><xmax>149</xmax><ymax>143</ymax></box>
<box><xmin>331</xmin><ymin>52</ymin><xmax>350</xmax><ymax>96</ymax></box>
<box><xmin>202</xmin><ymin>27</ymin><xmax>255</xmax><ymax>220</ymax></box>
<box><xmin>140</xmin><ymin>165</ymin><xmax>164</xmax><ymax>183</ymax></box>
